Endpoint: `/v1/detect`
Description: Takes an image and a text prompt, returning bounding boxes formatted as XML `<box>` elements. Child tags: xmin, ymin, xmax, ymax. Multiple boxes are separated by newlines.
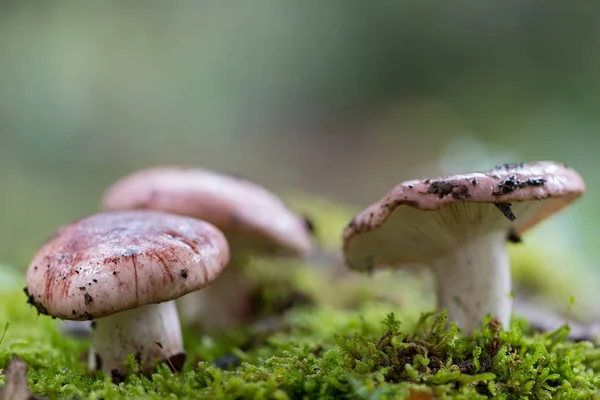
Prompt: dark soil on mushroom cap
<box><xmin>23</xmin><ymin>287</ymin><xmax>49</xmax><ymax>316</ymax></box>
<box><xmin>494</xmin><ymin>175</ymin><xmax>547</xmax><ymax>195</ymax></box>
<box><xmin>427</xmin><ymin>181</ymin><xmax>470</xmax><ymax>200</ymax></box>
<box><xmin>494</xmin><ymin>203</ymin><xmax>517</xmax><ymax>222</ymax></box>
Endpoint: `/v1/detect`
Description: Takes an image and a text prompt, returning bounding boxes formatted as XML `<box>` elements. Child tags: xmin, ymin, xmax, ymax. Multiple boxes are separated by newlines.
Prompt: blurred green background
<box><xmin>1</xmin><ymin>2</ymin><xmax>598</xmax><ymax>311</ymax></box>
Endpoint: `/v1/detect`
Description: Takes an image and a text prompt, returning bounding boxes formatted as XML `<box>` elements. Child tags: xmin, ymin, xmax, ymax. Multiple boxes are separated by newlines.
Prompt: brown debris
<box><xmin>494</xmin><ymin>203</ymin><xmax>516</xmax><ymax>222</ymax></box>
<box><xmin>0</xmin><ymin>355</ymin><xmax>41</xmax><ymax>400</ymax></box>
<box><xmin>409</xmin><ymin>389</ymin><xmax>434</xmax><ymax>400</ymax></box>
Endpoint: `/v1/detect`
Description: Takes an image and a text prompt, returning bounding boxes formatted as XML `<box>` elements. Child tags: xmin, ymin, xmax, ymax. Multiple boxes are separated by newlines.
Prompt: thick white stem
<box><xmin>88</xmin><ymin>301</ymin><xmax>184</xmax><ymax>375</ymax></box>
<box><xmin>430</xmin><ymin>231</ymin><xmax>512</xmax><ymax>333</ymax></box>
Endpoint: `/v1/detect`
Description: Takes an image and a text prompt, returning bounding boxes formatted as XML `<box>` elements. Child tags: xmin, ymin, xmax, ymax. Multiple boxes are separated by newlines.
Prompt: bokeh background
<box><xmin>1</xmin><ymin>2</ymin><xmax>599</xmax><ymax>317</ymax></box>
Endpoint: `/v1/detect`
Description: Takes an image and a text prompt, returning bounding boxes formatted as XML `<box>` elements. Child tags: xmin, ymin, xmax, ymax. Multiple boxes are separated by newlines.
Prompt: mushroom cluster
<box><xmin>24</xmin><ymin>165</ymin><xmax>315</xmax><ymax>377</ymax></box>
<box><xmin>100</xmin><ymin>166</ymin><xmax>315</xmax><ymax>330</ymax></box>
<box><xmin>23</xmin><ymin>160</ymin><xmax>586</xmax><ymax>378</ymax></box>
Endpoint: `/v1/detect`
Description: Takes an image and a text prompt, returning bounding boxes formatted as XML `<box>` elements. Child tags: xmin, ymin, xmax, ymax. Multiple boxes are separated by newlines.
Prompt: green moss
<box><xmin>1</xmin><ymin>194</ymin><xmax>599</xmax><ymax>399</ymax></box>
<box><xmin>2</xmin><ymin>284</ymin><xmax>600</xmax><ymax>399</ymax></box>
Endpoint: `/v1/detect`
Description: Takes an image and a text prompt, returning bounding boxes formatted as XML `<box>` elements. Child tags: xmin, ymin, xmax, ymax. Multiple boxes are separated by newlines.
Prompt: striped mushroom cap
<box><xmin>25</xmin><ymin>210</ymin><xmax>230</xmax><ymax>320</ymax></box>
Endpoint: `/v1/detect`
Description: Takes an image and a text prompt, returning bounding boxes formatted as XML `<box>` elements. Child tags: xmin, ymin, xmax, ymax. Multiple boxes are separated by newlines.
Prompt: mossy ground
<box><xmin>1</xmin><ymin>194</ymin><xmax>599</xmax><ymax>399</ymax></box>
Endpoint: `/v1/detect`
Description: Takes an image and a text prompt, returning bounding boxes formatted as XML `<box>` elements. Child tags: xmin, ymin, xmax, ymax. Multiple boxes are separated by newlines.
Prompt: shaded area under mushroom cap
<box><xmin>343</xmin><ymin>161</ymin><xmax>585</xmax><ymax>272</ymax></box>
<box><xmin>101</xmin><ymin>166</ymin><xmax>313</xmax><ymax>258</ymax></box>
<box><xmin>25</xmin><ymin>210</ymin><xmax>230</xmax><ymax>320</ymax></box>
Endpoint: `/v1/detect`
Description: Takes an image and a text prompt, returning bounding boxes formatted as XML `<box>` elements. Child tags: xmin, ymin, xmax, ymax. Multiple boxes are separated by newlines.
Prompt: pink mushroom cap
<box><xmin>101</xmin><ymin>166</ymin><xmax>314</xmax><ymax>258</ymax></box>
<box><xmin>25</xmin><ymin>210</ymin><xmax>230</xmax><ymax>320</ymax></box>
<box><xmin>343</xmin><ymin>161</ymin><xmax>585</xmax><ymax>272</ymax></box>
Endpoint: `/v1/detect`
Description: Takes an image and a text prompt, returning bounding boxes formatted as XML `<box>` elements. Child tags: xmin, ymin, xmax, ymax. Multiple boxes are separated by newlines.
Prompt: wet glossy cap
<box><xmin>25</xmin><ymin>210</ymin><xmax>230</xmax><ymax>320</ymax></box>
<box><xmin>343</xmin><ymin>161</ymin><xmax>585</xmax><ymax>271</ymax></box>
<box><xmin>101</xmin><ymin>166</ymin><xmax>314</xmax><ymax>257</ymax></box>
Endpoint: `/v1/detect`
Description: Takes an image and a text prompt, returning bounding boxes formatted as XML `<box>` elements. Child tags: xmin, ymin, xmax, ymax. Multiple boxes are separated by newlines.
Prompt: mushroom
<box><xmin>25</xmin><ymin>210</ymin><xmax>230</xmax><ymax>376</ymax></box>
<box><xmin>342</xmin><ymin>161</ymin><xmax>585</xmax><ymax>333</ymax></box>
<box><xmin>100</xmin><ymin>166</ymin><xmax>314</xmax><ymax>329</ymax></box>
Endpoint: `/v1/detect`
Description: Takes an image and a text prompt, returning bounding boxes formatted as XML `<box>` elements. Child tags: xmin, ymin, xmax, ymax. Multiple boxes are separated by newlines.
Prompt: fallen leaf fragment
<box><xmin>409</xmin><ymin>388</ymin><xmax>434</xmax><ymax>400</ymax></box>
<box><xmin>0</xmin><ymin>355</ymin><xmax>33</xmax><ymax>400</ymax></box>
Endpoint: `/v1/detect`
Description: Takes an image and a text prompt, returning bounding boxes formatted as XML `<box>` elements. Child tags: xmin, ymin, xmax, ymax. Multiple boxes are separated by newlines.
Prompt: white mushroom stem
<box><xmin>88</xmin><ymin>300</ymin><xmax>184</xmax><ymax>374</ymax></box>
<box><xmin>429</xmin><ymin>230</ymin><xmax>512</xmax><ymax>333</ymax></box>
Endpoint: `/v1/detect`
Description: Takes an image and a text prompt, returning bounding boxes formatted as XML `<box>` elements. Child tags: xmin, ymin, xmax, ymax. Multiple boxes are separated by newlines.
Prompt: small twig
<box><xmin>154</xmin><ymin>341</ymin><xmax>179</xmax><ymax>374</ymax></box>
<box><xmin>0</xmin><ymin>322</ymin><xmax>10</xmax><ymax>346</ymax></box>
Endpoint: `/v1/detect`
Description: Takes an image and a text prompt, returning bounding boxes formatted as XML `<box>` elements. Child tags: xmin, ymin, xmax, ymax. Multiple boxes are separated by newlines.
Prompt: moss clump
<box><xmin>2</xmin><ymin>282</ymin><xmax>600</xmax><ymax>399</ymax></box>
<box><xmin>2</xmin><ymin>193</ymin><xmax>599</xmax><ymax>399</ymax></box>
<box><xmin>333</xmin><ymin>312</ymin><xmax>600</xmax><ymax>399</ymax></box>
